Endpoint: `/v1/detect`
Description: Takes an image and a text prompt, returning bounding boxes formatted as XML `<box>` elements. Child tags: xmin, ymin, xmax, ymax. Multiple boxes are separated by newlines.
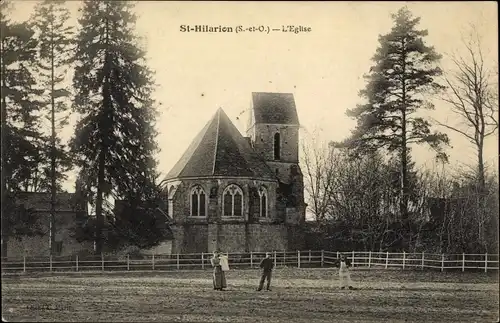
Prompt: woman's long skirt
<box><xmin>339</xmin><ymin>268</ymin><xmax>352</xmax><ymax>288</ymax></box>
<box><xmin>213</xmin><ymin>266</ymin><xmax>227</xmax><ymax>290</ymax></box>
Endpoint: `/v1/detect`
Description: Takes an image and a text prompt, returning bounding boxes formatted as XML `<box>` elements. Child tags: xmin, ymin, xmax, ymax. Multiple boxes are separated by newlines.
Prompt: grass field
<box><xmin>2</xmin><ymin>268</ymin><xmax>498</xmax><ymax>322</ymax></box>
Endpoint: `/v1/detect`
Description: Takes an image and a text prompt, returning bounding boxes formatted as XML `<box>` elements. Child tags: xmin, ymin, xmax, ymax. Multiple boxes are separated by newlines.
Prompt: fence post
<box><xmin>308</xmin><ymin>250</ymin><xmax>311</xmax><ymax>264</ymax></box>
<box><xmin>152</xmin><ymin>254</ymin><xmax>155</xmax><ymax>270</ymax></box>
<box><xmin>352</xmin><ymin>251</ymin><xmax>355</xmax><ymax>268</ymax></box>
<box><xmin>176</xmin><ymin>253</ymin><xmax>180</xmax><ymax>270</ymax></box>
<box><xmin>76</xmin><ymin>255</ymin><xmax>79</xmax><ymax>272</ymax></box>
<box><xmin>101</xmin><ymin>253</ymin><xmax>104</xmax><ymax>272</ymax></box>
<box><xmin>50</xmin><ymin>255</ymin><xmax>52</xmax><ymax>272</ymax></box>
<box><xmin>385</xmin><ymin>251</ymin><xmax>389</xmax><ymax>269</ymax></box>
<box><xmin>441</xmin><ymin>254</ymin><xmax>444</xmax><ymax>272</ymax></box>
<box><xmin>337</xmin><ymin>251</ymin><xmax>339</xmax><ymax>259</ymax></box>
<box><xmin>484</xmin><ymin>253</ymin><xmax>488</xmax><ymax>273</ymax></box>
<box><xmin>368</xmin><ymin>251</ymin><xmax>371</xmax><ymax>269</ymax></box>
<box><xmin>421</xmin><ymin>252</ymin><xmax>425</xmax><ymax>270</ymax></box>
<box><xmin>250</xmin><ymin>251</ymin><xmax>253</xmax><ymax>268</ymax></box>
<box><xmin>402</xmin><ymin>251</ymin><xmax>406</xmax><ymax>270</ymax></box>
<box><xmin>462</xmin><ymin>253</ymin><xmax>465</xmax><ymax>272</ymax></box>
<box><xmin>23</xmin><ymin>256</ymin><xmax>26</xmax><ymax>273</ymax></box>
<box><xmin>297</xmin><ymin>250</ymin><xmax>301</xmax><ymax>268</ymax></box>
<box><xmin>282</xmin><ymin>250</ymin><xmax>285</xmax><ymax>266</ymax></box>
<box><xmin>273</xmin><ymin>250</ymin><xmax>277</xmax><ymax>268</ymax></box>
<box><xmin>321</xmin><ymin>250</ymin><xmax>324</xmax><ymax>267</ymax></box>
<box><xmin>201</xmin><ymin>252</ymin><xmax>205</xmax><ymax>270</ymax></box>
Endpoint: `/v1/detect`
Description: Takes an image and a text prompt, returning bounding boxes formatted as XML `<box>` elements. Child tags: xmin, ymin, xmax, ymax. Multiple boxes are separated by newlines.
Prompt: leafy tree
<box><xmin>1</xmin><ymin>1</ymin><xmax>45</xmax><ymax>256</ymax></box>
<box><xmin>333</xmin><ymin>7</ymin><xmax>449</xmax><ymax>238</ymax></box>
<box><xmin>109</xmin><ymin>178</ymin><xmax>172</xmax><ymax>250</ymax></box>
<box><xmin>71</xmin><ymin>1</ymin><xmax>160</xmax><ymax>254</ymax></box>
<box><xmin>31</xmin><ymin>0</ymin><xmax>75</xmax><ymax>255</ymax></box>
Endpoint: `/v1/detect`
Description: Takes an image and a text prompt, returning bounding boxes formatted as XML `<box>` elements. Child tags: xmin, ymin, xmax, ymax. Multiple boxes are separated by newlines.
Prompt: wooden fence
<box><xmin>1</xmin><ymin>251</ymin><xmax>498</xmax><ymax>273</ymax></box>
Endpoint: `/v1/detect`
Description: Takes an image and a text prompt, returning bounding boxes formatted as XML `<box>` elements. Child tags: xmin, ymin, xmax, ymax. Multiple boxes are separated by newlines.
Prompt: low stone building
<box><xmin>163</xmin><ymin>92</ymin><xmax>306</xmax><ymax>253</ymax></box>
<box><xmin>4</xmin><ymin>192</ymin><xmax>93</xmax><ymax>258</ymax></box>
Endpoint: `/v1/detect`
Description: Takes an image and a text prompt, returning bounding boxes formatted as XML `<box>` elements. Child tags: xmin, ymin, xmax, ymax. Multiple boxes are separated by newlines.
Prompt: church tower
<box><xmin>247</xmin><ymin>92</ymin><xmax>305</xmax><ymax>234</ymax></box>
<box><xmin>247</xmin><ymin>92</ymin><xmax>301</xmax><ymax>185</ymax></box>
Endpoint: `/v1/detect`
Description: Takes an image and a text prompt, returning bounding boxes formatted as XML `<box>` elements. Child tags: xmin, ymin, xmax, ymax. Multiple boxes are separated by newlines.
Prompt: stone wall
<box><xmin>183</xmin><ymin>224</ymin><xmax>208</xmax><ymax>253</ymax></box>
<box><xmin>166</xmin><ymin>173</ymin><xmax>304</xmax><ymax>253</ymax></box>
<box><xmin>252</xmin><ymin>124</ymin><xmax>299</xmax><ymax>163</ymax></box>
<box><xmin>142</xmin><ymin>241</ymin><xmax>172</xmax><ymax>255</ymax></box>
<box><xmin>170</xmin><ymin>178</ymin><xmax>278</xmax><ymax>223</ymax></box>
<box><xmin>6</xmin><ymin>211</ymin><xmax>93</xmax><ymax>259</ymax></box>
<box><xmin>168</xmin><ymin>177</ymin><xmax>287</xmax><ymax>254</ymax></box>
<box><xmin>215</xmin><ymin>223</ymin><xmax>248</xmax><ymax>253</ymax></box>
<box><xmin>247</xmin><ymin>224</ymin><xmax>288</xmax><ymax>252</ymax></box>
<box><xmin>171</xmin><ymin>222</ymin><xmax>294</xmax><ymax>253</ymax></box>
<box><xmin>266</xmin><ymin>161</ymin><xmax>296</xmax><ymax>184</ymax></box>
<box><xmin>171</xmin><ymin>225</ymin><xmax>185</xmax><ymax>254</ymax></box>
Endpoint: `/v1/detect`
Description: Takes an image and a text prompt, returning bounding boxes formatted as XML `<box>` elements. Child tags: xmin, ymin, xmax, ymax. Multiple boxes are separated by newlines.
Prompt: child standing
<box><xmin>338</xmin><ymin>254</ymin><xmax>354</xmax><ymax>290</ymax></box>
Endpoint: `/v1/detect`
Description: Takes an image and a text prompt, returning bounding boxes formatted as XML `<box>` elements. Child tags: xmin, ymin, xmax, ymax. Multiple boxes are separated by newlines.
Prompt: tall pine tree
<box><xmin>333</xmin><ymin>7</ymin><xmax>449</xmax><ymax>243</ymax></box>
<box><xmin>31</xmin><ymin>0</ymin><xmax>75</xmax><ymax>255</ymax></box>
<box><xmin>1</xmin><ymin>1</ymin><xmax>46</xmax><ymax>256</ymax></box>
<box><xmin>71</xmin><ymin>1</ymin><xmax>160</xmax><ymax>254</ymax></box>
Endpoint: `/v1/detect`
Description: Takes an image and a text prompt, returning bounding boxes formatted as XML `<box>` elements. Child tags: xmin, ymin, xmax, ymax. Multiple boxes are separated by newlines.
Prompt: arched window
<box><xmin>190</xmin><ymin>185</ymin><xmax>207</xmax><ymax>217</ymax></box>
<box><xmin>258</xmin><ymin>186</ymin><xmax>268</xmax><ymax>218</ymax></box>
<box><xmin>274</xmin><ymin>132</ymin><xmax>280</xmax><ymax>160</ymax></box>
<box><xmin>223</xmin><ymin>184</ymin><xmax>243</xmax><ymax>217</ymax></box>
<box><xmin>167</xmin><ymin>185</ymin><xmax>178</xmax><ymax>219</ymax></box>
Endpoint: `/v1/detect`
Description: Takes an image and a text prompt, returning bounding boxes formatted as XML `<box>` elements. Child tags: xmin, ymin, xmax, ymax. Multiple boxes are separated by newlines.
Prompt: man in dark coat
<box><xmin>257</xmin><ymin>252</ymin><xmax>274</xmax><ymax>291</ymax></box>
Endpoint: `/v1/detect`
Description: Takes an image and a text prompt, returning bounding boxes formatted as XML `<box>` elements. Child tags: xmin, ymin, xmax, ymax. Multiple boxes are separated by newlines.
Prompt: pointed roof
<box><xmin>165</xmin><ymin>108</ymin><xmax>275</xmax><ymax>180</ymax></box>
<box><xmin>251</xmin><ymin>92</ymin><xmax>299</xmax><ymax>125</ymax></box>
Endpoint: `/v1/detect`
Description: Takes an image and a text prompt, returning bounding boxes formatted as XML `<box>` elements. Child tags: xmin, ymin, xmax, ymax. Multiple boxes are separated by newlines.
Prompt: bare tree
<box><xmin>419</xmin><ymin>162</ymin><xmax>499</xmax><ymax>254</ymax></box>
<box><xmin>302</xmin><ymin>135</ymin><xmax>409</xmax><ymax>251</ymax></box>
<box><xmin>300</xmin><ymin>130</ymin><xmax>337</xmax><ymax>222</ymax></box>
<box><xmin>436</xmin><ymin>27</ymin><xmax>498</xmax><ymax>192</ymax></box>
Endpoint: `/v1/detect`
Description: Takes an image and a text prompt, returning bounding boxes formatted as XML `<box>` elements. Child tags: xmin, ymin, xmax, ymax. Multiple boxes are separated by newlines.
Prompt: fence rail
<box><xmin>1</xmin><ymin>251</ymin><xmax>498</xmax><ymax>274</ymax></box>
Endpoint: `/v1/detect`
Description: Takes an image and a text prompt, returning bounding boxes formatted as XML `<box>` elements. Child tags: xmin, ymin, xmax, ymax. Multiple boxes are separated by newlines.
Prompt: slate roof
<box><xmin>251</xmin><ymin>92</ymin><xmax>299</xmax><ymax>125</ymax></box>
<box><xmin>165</xmin><ymin>108</ymin><xmax>275</xmax><ymax>180</ymax></box>
<box><xmin>15</xmin><ymin>192</ymin><xmax>76</xmax><ymax>212</ymax></box>
<box><xmin>113</xmin><ymin>199</ymin><xmax>173</xmax><ymax>222</ymax></box>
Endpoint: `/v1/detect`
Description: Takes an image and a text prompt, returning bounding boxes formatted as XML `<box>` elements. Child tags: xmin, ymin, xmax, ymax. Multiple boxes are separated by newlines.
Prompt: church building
<box><xmin>163</xmin><ymin>92</ymin><xmax>306</xmax><ymax>253</ymax></box>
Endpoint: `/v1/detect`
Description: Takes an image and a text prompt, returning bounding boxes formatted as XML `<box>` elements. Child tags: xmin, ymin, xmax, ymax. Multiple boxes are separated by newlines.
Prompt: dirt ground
<box><xmin>2</xmin><ymin>268</ymin><xmax>498</xmax><ymax>322</ymax></box>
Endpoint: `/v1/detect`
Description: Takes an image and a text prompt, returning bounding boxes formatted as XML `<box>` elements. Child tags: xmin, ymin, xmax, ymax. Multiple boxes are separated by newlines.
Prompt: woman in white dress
<box><xmin>338</xmin><ymin>254</ymin><xmax>354</xmax><ymax>290</ymax></box>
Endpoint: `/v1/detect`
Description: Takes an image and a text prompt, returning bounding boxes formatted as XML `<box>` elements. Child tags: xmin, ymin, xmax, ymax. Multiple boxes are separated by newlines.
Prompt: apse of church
<box><xmin>164</xmin><ymin>92</ymin><xmax>306</xmax><ymax>253</ymax></box>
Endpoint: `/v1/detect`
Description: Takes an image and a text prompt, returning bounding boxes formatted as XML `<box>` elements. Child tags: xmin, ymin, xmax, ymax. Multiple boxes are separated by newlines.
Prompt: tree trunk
<box><xmin>400</xmin><ymin>38</ymin><xmax>409</xmax><ymax>251</ymax></box>
<box><xmin>478</xmin><ymin>151</ymin><xmax>485</xmax><ymax>189</ymax></box>
<box><xmin>95</xmin><ymin>150</ymin><xmax>105</xmax><ymax>255</ymax></box>
<box><xmin>477</xmin><ymin>136</ymin><xmax>487</xmax><ymax>251</ymax></box>
<box><xmin>49</xmin><ymin>23</ymin><xmax>56</xmax><ymax>256</ymax></box>
<box><xmin>93</xmin><ymin>1</ymin><xmax>111</xmax><ymax>256</ymax></box>
<box><xmin>1</xmin><ymin>36</ymin><xmax>9</xmax><ymax>258</ymax></box>
<box><xmin>400</xmin><ymin>94</ymin><xmax>409</xmax><ymax>252</ymax></box>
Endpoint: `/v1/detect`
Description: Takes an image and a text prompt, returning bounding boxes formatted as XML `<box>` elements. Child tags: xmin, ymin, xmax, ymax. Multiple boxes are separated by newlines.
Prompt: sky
<box><xmin>8</xmin><ymin>1</ymin><xmax>499</xmax><ymax>195</ymax></box>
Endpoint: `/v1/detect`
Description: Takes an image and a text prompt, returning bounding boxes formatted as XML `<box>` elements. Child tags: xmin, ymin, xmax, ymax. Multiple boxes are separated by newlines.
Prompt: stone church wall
<box><xmin>169</xmin><ymin>177</ymin><xmax>291</xmax><ymax>254</ymax></box>
<box><xmin>171</xmin><ymin>222</ymin><xmax>301</xmax><ymax>254</ymax></box>
<box><xmin>252</xmin><ymin>124</ymin><xmax>299</xmax><ymax>163</ymax></box>
<box><xmin>169</xmin><ymin>178</ymin><xmax>278</xmax><ymax>223</ymax></box>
